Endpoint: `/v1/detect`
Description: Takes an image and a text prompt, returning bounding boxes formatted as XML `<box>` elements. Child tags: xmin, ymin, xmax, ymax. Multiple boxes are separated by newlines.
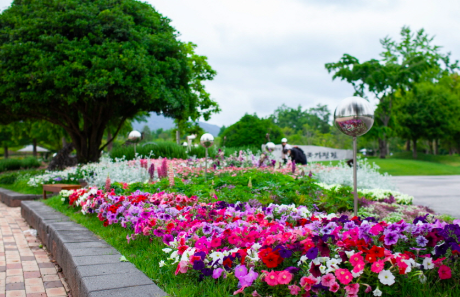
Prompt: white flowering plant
<box><xmin>308</xmin><ymin>158</ymin><xmax>397</xmax><ymax>191</ymax></box>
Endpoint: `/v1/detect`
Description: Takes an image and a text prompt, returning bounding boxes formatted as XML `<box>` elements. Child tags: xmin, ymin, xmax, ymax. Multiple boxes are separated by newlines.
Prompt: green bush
<box><xmin>0</xmin><ymin>157</ymin><xmax>41</xmax><ymax>172</ymax></box>
<box><xmin>110</xmin><ymin>141</ymin><xmax>188</xmax><ymax>160</ymax></box>
<box><xmin>109</xmin><ymin>141</ymin><xmax>261</xmax><ymax>160</ymax></box>
<box><xmin>0</xmin><ymin>158</ymin><xmax>21</xmax><ymax>172</ymax></box>
<box><xmin>21</xmin><ymin>157</ymin><xmax>41</xmax><ymax>169</ymax></box>
<box><xmin>0</xmin><ymin>172</ymin><xmax>19</xmax><ymax>184</ymax></box>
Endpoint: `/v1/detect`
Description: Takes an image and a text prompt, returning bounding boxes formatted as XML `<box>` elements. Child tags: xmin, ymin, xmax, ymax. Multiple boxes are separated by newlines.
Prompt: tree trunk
<box><xmin>61</xmin><ymin>137</ymin><xmax>67</xmax><ymax>148</ymax></box>
<box><xmin>406</xmin><ymin>140</ymin><xmax>411</xmax><ymax>151</ymax></box>
<box><xmin>378</xmin><ymin>138</ymin><xmax>387</xmax><ymax>159</ymax></box>
<box><xmin>107</xmin><ymin>132</ymin><xmax>113</xmax><ymax>151</ymax></box>
<box><xmin>176</xmin><ymin>130</ymin><xmax>180</xmax><ymax>145</ymax></box>
<box><xmin>412</xmin><ymin>139</ymin><xmax>417</xmax><ymax>159</ymax></box>
<box><xmin>33</xmin><ymin>138</ymin><xmax>37</xmax><ymax>157</ymax></box>
<box><xmin>434</xmin><ymin>139</ymin><xmax>439</xmax><ymax>155</ymax></box>
<box><xmin>3</xmin><ymin>144</ymin><xmax>8</xmax><ymax>159</ymax></box>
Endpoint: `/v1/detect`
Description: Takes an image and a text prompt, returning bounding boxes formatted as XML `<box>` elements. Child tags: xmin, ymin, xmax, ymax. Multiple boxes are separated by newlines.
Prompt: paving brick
<box><xmin>43</xmin><ymin>281</ymin><xmax>63</xmax><ymax>289</ymax></box>
<box><xmin>23</xmin><ymin>272</ymin><xmax>40</xmax><ymax>279</ymax></box>
<box><xmin>5</xmin><ymin>282</ymin><xmax>25</xmax><ymax>290</ymax></box>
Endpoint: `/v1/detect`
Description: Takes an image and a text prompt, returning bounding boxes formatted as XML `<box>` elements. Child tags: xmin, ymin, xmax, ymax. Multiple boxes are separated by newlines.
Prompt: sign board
<box><xmin>261</xmin><ymin>144</ymin><xmax>352</xmax><ymax>162</ymax></box>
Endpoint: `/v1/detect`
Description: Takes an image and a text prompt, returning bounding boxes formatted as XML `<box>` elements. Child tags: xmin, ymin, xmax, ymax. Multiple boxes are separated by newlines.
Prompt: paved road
<box><xmin>392</xmin><ymin>175</ymin><xmax>460</xmax><ymax>219</ymax></box>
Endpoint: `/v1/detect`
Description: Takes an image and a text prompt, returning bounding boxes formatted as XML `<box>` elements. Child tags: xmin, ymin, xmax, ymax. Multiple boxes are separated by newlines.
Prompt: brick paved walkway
<box><xmin>0</xmin><ymin>202</ymin><xmax>69</xmax><ymax>297</ymax></box>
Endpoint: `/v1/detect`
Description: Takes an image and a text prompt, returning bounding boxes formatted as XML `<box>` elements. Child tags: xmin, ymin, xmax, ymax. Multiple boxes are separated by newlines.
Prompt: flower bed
<box><xmin>59</xmin><ymin>187</ymin><xmax>460</xmax><ymax>296</ymax></box>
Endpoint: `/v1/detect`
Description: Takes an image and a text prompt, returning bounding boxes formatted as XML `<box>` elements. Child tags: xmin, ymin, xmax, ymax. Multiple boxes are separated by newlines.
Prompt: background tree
<box><xmin>0</xmin><ymin>0</ymin><xmax>219</xmax><ymax>163</ymax></box>
<box><xmin>394</xmin><ymin>79</ymin><xmax>459</xmax><ymax>158</ymax></box>
<box><xmin>221</xmin><ymin>114</ymin><xmax>284</xmax><ymax>147</ymax></box>
<box><xmin>269</xmin><ymin>104</ymin><xmax>330</xmax><ymax>134</ymax></box>
<box><xmin>326</xmin><ymin>26</ymin><xmax>457</xmax><ymax>158</ymax></box>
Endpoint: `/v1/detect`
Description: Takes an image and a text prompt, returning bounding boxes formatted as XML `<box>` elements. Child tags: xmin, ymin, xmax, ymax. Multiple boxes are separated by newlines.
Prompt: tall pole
<box><xmin>353</xmin><ymin>136</ymin><xmax>358</xmax><ymax>217</ymax></box>
<box><xmin>205</xmin><ymin>147</ymin><xmax>208</xmax><ymax>181</ymax></box>
<box><xmin>134</xmin><ymin>143</ymin><xmax>136</xmax><ymax>156</ymax></box>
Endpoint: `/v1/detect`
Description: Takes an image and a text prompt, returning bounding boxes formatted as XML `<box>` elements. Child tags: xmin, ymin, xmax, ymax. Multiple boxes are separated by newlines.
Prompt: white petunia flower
<box><xmin>422</xmin><ymin>257</ymin><xmax>434</xmax><ymax>270</ymax></box>
<box><xmin>159</xmin><ymin>260</ymin><xmax>165</xmax><ymax>267</ymax></box>
<box><xmin>373</xmin><ymin>287</ymin><xmax>382</xmax><ymax>296</ymax></box>
<box><xmin>319</xmin><ymin>265</ymin><xmax>327</xmax><ymax>274</ymax></box>
<box><xmin>345</xmin><ymin>250</ymin><xmax>355</xmax><ymax>259</ymax></box>
<box><xmin>378</xmin><ymin>270</ymin><xmax>395</xmax><ymax>286</ymax></box>
<box><xmin>162</xmin><ymin>248</ymin><xmax>172</xmax><ymax>253</ymax></box>
<box><xmin>352</xmin><ymin>270</ymin><xmax>363</xmax><ymax>278</ymax></box>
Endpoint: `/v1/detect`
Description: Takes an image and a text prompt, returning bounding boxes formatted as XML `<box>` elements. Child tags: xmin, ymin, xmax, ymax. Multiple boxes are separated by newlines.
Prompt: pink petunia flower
<box><xmin>438</xmin><ymin>265</ymin><xmax>452</xmax><ymax>279</ymax></box>
<box><xmin>321</xmin><ymin>273</ymin><xmax>336</xmax><ymax>287</ymax></box>
<box><xmin>175</xmin><ymin>261</ymin><xmax>188</xmax><ymax>275</ymax></box>
<box><xmin>288</xmin><ymin>284</ymin><xmax>301</xmax><ymax>295</ymax></box>
<box><xmin>233</xmin><ymin>286</ymin><xmax>247</xmax><ymax>295</ymax></box>
<box><xmin>345</xmin><ymin>283</ymin><xmax>360</xmax><ymax>295</ymax></box>
<box><xmin>265</xmin><ymin>271</ymin><xmax>279</xmax><ymax>286</ymax></box>
<box><xmin>335</xmin><ymin>268</ymin><xmax>353</xmax><ymax>285</ymax></box>
<box><xmin>352</xmin><ymin>260</ymin><xmax>365</xmax><ymax>273</ymax></box>
<box><xmin>329</xmin><ymin>282</ymin><xmax>340</xmax><ymax>293</ymax></box>
<box><xmin>278</xmin><ymin>271</ymin><xmax>293</xmax><ymax>285</ymax></box>
<box><xmin>371</xmin><ymin>260</ymin><xmax>384</xmax><ymax>273</ymax></box>
<box><xmin>349</xmin><ymin>252</ymin><xmax>364</xmax><ymax>266</ymax></box>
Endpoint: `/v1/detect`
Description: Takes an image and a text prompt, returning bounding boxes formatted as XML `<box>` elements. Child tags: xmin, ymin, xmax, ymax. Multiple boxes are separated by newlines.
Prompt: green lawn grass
<box><xmin>317</xmin><ymin>152</ymin><xmax>460</xmax><ymax>176</ymax></box>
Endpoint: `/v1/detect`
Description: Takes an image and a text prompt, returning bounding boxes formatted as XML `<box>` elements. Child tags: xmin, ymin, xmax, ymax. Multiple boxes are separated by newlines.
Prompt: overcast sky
<box><xmin>2</xmin><ymin>0</ymin><xmax>460</xmax><ymax>127</ymax></box>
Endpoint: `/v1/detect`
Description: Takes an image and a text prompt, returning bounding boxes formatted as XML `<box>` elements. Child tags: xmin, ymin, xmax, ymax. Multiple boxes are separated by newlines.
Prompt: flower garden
<box><xmin>30</xmin><ymin>152</ymin><xmax>460</xmax><ymax>296</ymax></box>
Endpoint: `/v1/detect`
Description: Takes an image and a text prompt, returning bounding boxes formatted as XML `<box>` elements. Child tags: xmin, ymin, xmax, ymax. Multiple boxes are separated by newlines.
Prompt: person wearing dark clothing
<box><xmin>283</xmin><ymin>147</ymin><xmax>307</xmax><ymax>165</ymax></box>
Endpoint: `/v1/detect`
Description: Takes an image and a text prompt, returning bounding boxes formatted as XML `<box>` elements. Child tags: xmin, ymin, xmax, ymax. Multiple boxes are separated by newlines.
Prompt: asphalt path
<box><xmin>392</xmin><ymin>175</ymin><xmax>460</xmax><ymax>219</ymax></box>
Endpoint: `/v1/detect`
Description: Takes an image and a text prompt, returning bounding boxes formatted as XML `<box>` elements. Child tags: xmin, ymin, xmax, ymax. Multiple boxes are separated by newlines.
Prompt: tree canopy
<box><xmin>221</xmin><ymin>114</ymin><xmax>284</xmax><ymax>147</ymax></box>
<box><xmin>0</xmin><ymin>0</ymin><xmax>219</xmax><ymax>163</ymax></box>
<box><xmin>325</xmin><ymin>26</ymin><xmax>458</xmax><ymax>158</ymax></box>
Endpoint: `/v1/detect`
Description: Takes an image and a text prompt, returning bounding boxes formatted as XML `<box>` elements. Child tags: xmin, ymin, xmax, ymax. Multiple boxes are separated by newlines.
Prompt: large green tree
<box><xmin>395</xmin><ymin>77</ymin><xmax>460</xmax><ymax>158</ymax></box>
<box><xmin>325</xmin><ymin>27</ymin><xmax>456</xmax><ymax>158</ymax></box>
<box><xmin>221</xmin><ymin>114</ymin><xmax>284</xmax><ymax>147</ymax></box>
<box><xmin>0</xmin><ymin>0</ymin><xmax>219</xmax><ymax>163</ymax></box>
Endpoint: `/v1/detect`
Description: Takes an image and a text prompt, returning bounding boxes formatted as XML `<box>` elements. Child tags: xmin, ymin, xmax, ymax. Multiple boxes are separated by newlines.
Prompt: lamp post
<box><xmin>334</xmin><ymin>96</ymin><xmax>374</xmax><ymax>216</ymax></box>
<box><xmin>200</xmin><ymin>133</ymin><xmax>214</xmax><ymax>181</ymax></box>
<box><xmin>128</xmin><ymin>130</ymin><xmax>142</xmax><ymax>156</ymax></box>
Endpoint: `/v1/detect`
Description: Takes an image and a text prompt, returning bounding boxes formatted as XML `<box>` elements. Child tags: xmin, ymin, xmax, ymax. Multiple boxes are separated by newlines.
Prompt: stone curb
<box><xmin>21</xmin><ymin>200</ymin><xmax>168</xmax><ymax>297</ymax></box>
<box><xmin>0</xmin><ymin>187</ymin><xmax>41</xmax><ymax>207</ymax></box>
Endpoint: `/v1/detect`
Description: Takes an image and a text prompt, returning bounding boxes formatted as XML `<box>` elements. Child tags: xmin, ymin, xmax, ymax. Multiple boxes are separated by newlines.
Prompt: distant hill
<box><xmin>132</xmin><ymin>113</ymin><xmax>221</xmax><ymax>137</ymax></box>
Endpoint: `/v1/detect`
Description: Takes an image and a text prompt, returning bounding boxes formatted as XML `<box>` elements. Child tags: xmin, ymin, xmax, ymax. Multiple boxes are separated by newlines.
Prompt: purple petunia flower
<box><xmin>416</xmin><ymin>235</ymin><xmax>428</xmax><ymax>247</ymax></box>
<box><xmin>279</xmin><ymin>249</ymin><xmax>293</xmax><ymax>258</ymax></box>
<box><xmin>344</xmin><ymin>221</ymin><xmax>356</xmax><ymax>230</ymax></box>
<box><xmin>213</xmin><ymin>268</ymin><xmax>224</xmax><ymax>279</ymax></box>
<box><xmin>202</xmin><ymin>224</ymin><xmax>212</xmax><ymax>235</ymax></box>
<box><xmin>193</xmin><ymin>260</ymin><xmax>205</xmax><ymax>271</ymax></box>
<box><xmin>384</xmin><ymin>231</ymin><xmax>399</xmax><ymax>246</ymax></box>
<box><xmin>306</xmin><ymin>247</ymin><xmax>318</xmax><ymax>260</ymax></box>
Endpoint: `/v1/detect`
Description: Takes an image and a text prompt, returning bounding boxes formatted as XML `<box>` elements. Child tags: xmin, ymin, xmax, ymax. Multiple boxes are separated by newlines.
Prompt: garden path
<box><xmin>392</xmin><ymin>175</ymin><xmax>460</xmax><ymax>219</ymax></box>
<box><xmin>0</xmin><ymin>202</ymin><xmax>69</xmax><ymax>297</ymax></box>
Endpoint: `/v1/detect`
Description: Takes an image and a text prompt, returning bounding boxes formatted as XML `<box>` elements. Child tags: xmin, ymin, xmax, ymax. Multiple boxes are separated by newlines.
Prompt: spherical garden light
<box><xmin>334</xmin><ymin>96</ymin><xmax>374</xmax><ymax>216</ymax></box>
<box><xmin>200</xmin><ymin>133</ymin><xmax>214</xmax><ymax>181</ymax></box>
<box><xmin>128</xmin><ymin>130</ymin><xmax>142</xmax><ymax>155</ymax></box>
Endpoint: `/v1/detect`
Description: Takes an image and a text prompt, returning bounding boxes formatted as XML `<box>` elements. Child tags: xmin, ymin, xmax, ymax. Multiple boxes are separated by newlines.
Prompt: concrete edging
<box><xmin>0</xmin><ymin>187</ymin><xmax>41</xmax><ymax>207</ymax></box>
<box><xmin>21</xmin><ymin>201</ymin><xmax>168</xmax><ymax>297</ymax></box>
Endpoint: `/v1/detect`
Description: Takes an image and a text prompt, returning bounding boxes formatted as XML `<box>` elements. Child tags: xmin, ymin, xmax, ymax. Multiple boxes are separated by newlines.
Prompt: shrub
<box><xmin>109</xmin><ymin>141</ymin><xmax>261</xmax><ymax>160</ymax></box>
<box><xmin>0</xmin><ymin>158</ymin><xmax>21</xmax><ymax>172</ymax></box>
<box><xmin>0</xmin><ymin>172</ymin><xmax>19</xmax><ymax>184</ymax></box>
